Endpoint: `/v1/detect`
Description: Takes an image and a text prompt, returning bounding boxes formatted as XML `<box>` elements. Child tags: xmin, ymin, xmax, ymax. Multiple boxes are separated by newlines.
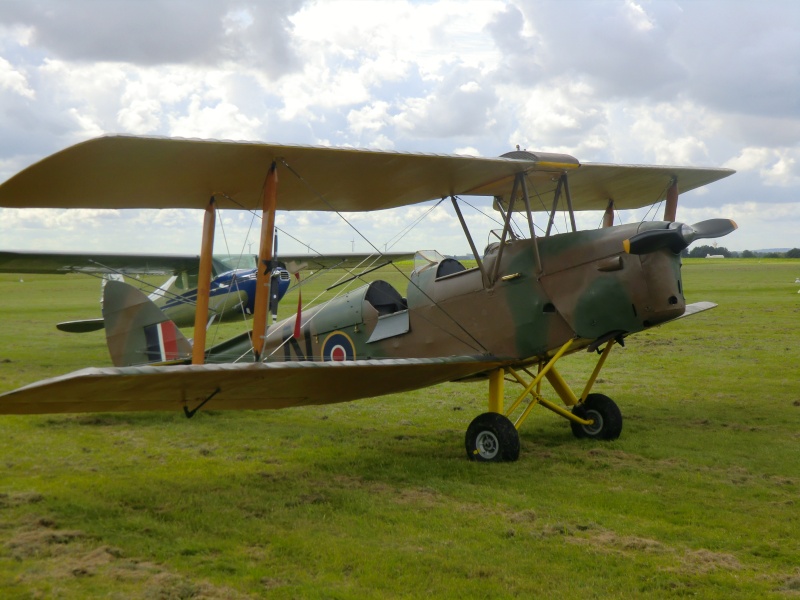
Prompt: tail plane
<box><xmin>103</xmin><ymin>280</ymin><xmax>192</xmax><ymax>367</ymax></box>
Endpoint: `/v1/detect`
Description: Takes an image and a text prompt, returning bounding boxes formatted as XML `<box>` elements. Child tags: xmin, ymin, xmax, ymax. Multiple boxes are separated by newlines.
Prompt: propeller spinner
<box><xmin>623</xmin><ymin>219</ymin><xmax>737</xmax><ymax>255</ymax></box>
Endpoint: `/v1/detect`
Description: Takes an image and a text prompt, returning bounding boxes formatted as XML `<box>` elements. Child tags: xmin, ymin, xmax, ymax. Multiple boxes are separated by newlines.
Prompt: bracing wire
<box><xmin>639</xmin><ymin>180</ymin><xmax>671</xmax><ymax>225</ymax></box>
<box><xmin>525</xmin><ymin>174</ymin><xmax>561</xmax><ymax>236</ymax></box>
<box><xmin>80</xmin><ymin>264</ymin><xmax>194</xmax><ymax>305</ymax></box>
<box><xmin>214</xmin><ymin>193</ymin><xmax>404</xmax><ymax>323</ymax></box>
<box><xmin>213</xmin><ymin>193</ymin><xmax>488</xmax><ymax>358</ymax></box>
<box><xmin>204</xmin><ymin>206</ymin><xmax>254</xmax><ymax>349</ymax></box>
<box><xmin>381</xmin><ymin>198</ymin><xmax>446</xmax><ymax>251</ymax></box>
<box><xmin>276</xmin><ymin>159</ymin><xmax>490</xmax><ymax>354</ymax></box>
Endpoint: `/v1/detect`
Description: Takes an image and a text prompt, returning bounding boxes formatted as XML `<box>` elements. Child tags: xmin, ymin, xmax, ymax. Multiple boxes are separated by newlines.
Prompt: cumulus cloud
<box><xmin>0</xmin><ymin>57</ymin><xmax>35</xmax><ymax>98</ymax></box>
<box><xmin>168</xmin><ymin>95</ymin><xmax>263</xmax><ymax>140</ymax></box>
<box><xmin>514</xmin><ymin>0</ymin><xmax>687</xmax><ymax>98</ymax></box>
<box><xmin>508</xmin><ymin>78</ymin><xmax>608</xmax><ymax>155</ymax></box>
<box><xmin>0</xmin><ymin>0</ymin><xmax>303</xmax><ymax>76</ymax></box>
<box><xmin>347</xmin><ymin>102</ymin><xmax>391</xmax><ymax>137</ymax></box>
<box><xmin>485</xmin><ymin>3</ymin><xmax>543</xmax><ymax>84</ymax></box>
<box><xmin>0</xmin><ymin>0</ymin><xmax>798</xmax><ymax>253</ymax></box>
<box><xmin>726</xmin><ymin>147</ymin><xmax>800</xmax><ymax>187</ymax></box>
<box><xmin>394</xmin><ymin>68</ymin><xmax>498</xmax><ymax>139</ymax></box>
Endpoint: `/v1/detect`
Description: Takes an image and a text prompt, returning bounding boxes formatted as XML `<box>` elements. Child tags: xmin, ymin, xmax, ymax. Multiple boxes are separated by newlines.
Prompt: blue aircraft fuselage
<box><xmin>159</xmin><ymin>267</ymin><xmax>291</xmax><ymax>324</ymax></box>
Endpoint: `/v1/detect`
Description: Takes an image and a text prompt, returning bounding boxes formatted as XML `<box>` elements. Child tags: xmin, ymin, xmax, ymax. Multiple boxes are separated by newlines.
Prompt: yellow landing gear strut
<box><xmin>465</xmin><ymin>339</ymin><xmax>623</xmax><ymax>462</ymax></box>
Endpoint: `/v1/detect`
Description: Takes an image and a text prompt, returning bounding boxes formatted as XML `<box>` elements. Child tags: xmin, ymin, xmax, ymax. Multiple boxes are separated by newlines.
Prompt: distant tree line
<box><xmin>680</xmin><ymin>245</ymin><xmax>800</xmax><ymax>258</ymax></box>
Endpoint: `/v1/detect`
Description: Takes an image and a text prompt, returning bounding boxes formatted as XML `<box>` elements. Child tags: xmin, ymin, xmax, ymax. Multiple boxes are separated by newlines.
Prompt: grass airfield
<box><xmin>0</xmin><ymin>259</ymin><xmax>799</xmax><ymax>598</ymax></box>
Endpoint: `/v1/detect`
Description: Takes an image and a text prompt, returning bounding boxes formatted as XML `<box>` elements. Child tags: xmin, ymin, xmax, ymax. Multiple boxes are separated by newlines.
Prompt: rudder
<box><xmin>103</xmin><ymin>280</ymin><xmax>192</xmax><ymax>367</ymax></box>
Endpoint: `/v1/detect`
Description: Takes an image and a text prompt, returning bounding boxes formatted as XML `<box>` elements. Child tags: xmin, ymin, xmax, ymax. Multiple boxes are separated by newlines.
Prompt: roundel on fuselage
<box><xmin>321</xmin><ymin>331</ymin><xmax>355</xmax><ymax>362</ymax></box>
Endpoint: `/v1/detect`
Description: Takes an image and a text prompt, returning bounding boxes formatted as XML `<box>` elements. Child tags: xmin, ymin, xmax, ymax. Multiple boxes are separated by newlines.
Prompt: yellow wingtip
<box><xmin>623</xmin><ymin>239</ymin><xmax>631</xmax><ymax>254</ymax></box>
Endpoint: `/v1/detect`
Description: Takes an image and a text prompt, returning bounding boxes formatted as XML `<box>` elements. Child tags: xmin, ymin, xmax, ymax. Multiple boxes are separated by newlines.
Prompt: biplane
<box><xmin>0</xmin><ymin>135</ymin><xmax>737</xmax><ymax>461</ymax></box>
<box><xmin>0</xmin><ymin>249</ymin><xmax>412</xmax><ymax>333</ymax></box>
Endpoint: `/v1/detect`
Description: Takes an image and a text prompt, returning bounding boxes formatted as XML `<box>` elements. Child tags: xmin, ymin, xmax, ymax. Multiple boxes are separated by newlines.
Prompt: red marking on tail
<box><xmin>159</xmin><ymin>320</ymin><xmax>181</xmax><ymax>360</ymax></box>
<box><xmin>293</xmin><ymin>272</ymin><xmax>302</xmax><ymax>339</ymax></box>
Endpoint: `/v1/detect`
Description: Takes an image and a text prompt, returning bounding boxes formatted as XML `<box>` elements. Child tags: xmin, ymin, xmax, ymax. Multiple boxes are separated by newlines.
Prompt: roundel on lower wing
<box><xmin>320</xmin><ymin>331</ymin><xmax>356</xmax><ymax>362</ymax></box>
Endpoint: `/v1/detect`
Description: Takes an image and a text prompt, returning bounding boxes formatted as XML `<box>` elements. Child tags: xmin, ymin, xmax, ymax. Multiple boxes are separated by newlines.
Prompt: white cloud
<box><xmin>67</xmin><ymin>108</ymin><xmax>105</xmax><ymax>139</ymax></box>
<box><xmin>290</xmin><ymin>0</ymin><xmax>503</xmax><ymax>79</ymax></box>
<box><xmin>0</xmin><ymin>57</ymin><xmax>34</xmax><ymax>99</ymax></box>
<box><xmin>624</xmin><ymin>0</ymin><xmax>656</xmax><ymax>32</ymax></box>
<box><xmin>725</xmin><ymin>147</ymin><xmax>800</xmax><ymax>187</ymax></box>
<box><xmin>347</xmin><ymin>102</ymin><xmax>391</xmax><ymax>136</ymax></box>
<box><xmin>117</xmin><ymin>97</ymin><xmax>161</xmax><ymax>134</ymax></box>
<box><xmin>277</xmin><ymin>64</ymin><xmax>371</xmax><ymax>122</ymax></box>
<box><xmin>167</xmin><ymin>95</ymin><xmax>262</xmax><ymax>140</ymax></box>
<box><xmin>509</xmin><ymin>79</ymin><xmax>608</xmax><ymax>156</ymax></box>
<box><xmin>453</xmin><ymin>146</ymin><xmax>482</xmax><ymax>157</ymax></box>
<box><xmin>0</xmin><ymin>0</ymin><xmax>798</xmax><ymax>255</ymax></box>
<box><xmin>725</xmin><ymin>148</ymin><xmax>773</xmax><ymax>173</ymax></box>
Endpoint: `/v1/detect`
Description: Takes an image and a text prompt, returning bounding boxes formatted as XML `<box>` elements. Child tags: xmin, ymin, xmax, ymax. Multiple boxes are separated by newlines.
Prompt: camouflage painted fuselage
<box><xmin>207</xmin><ymin>222</ymin><xmax>684</xmax><ymax>369</ymax></box>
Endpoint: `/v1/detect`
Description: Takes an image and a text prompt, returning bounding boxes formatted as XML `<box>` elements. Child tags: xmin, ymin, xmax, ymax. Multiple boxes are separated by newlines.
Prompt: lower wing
<box><xmin>0</xmin><ymin>357</ymin><xmax>504</xmax><ymax>415</ymax></box>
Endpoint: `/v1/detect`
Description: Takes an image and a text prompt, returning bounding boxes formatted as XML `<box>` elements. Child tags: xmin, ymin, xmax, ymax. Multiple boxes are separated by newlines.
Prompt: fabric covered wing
<box><xmin>0</xmin><ymin>250</ymin><xmax>228</xmax><ymax>276</ymax></box>
<box><xmin>564</xmin><ymin>163</ymin><xmax>734</xmax><ymax>211</ymax></box>
<box><xmin>0</xmin><ymin>135</ymin><xmax>541</xmax><ymax>212</ymax></box>
<box><xmin>0</xmin><ymin>135</ymin><xmax>734</xmax><ymax>213</ymax></box>
<box><xmin>0</xmin><ymin>357</ymin><xmax>503</xmax><ymax>415</ymax></box>
<box><xmin>495</xmin><ymin>163</ymin><xmax>734</xmax><ymax>212</ymax></box>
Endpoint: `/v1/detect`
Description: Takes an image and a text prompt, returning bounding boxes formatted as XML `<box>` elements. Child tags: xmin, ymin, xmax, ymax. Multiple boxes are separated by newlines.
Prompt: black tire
<box><xmin>465</xmin><ymin>412</ymin><xmax>520</xmax><ymax>462</ymax></box>
<box><xmin>570</xmin><ymin>393</ymin><xmax>623</xmax><ymax>440</ymax></box>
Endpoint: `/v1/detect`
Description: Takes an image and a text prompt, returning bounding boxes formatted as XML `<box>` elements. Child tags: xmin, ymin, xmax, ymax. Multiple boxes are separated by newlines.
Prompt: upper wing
<box><xmin>0</xmin><ymin>357</ymin><xmax>504</xmax><ymax>415</ymax></box>
<box><xmin>0</xmin><ymin>250</ymin><xmax>227</xmax><ymax>276</ymax></box>
<box><xmin>494</xmin><ymin>163</ymin><xmax>735</xmax><ymax>212</ymax></box>
<box><xmin>0</xmin><ymin>135</ymin><xmax>544</xmax><ymax>212</ymax></box>
<box><xmin>280</xmin><ymin>251</ymin><xmax>415</xmax><ymax>271</ymax></box>
<box><xmin>0</xmin><ymin>134</ymin><xmax>733</xmax><ymax>213</ymax></box>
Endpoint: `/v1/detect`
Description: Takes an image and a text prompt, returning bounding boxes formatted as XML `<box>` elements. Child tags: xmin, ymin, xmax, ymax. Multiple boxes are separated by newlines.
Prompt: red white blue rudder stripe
<box><xmin>144</xmin><ymin>321</ymin><xmax>182</xmax><ymax>362</ymax></box>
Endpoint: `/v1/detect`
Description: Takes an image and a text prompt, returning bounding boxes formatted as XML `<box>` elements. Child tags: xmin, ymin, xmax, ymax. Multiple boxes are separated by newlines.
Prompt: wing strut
<box><xmin>663</xmin><ymin>178</ymin><xmax>678</xmax><ymax>222</ymax></box>
<box><xmin>489</xmin><ymin>172</ymin><xmax>543</xmax><ymax>281</ymax></box>
<box><xmin>603</xmin><ymin>200</ymin><xmax>615</xmax><ymax>228</ymax></box>
<box><xmin>191</xmin><ymin>198</ymin><xmax>216</xmax><ymax>365</ymax></box>
<box><xmin>563</xmin><ymin>175</ymin><xmax>577</xmax><ymax>232</ymax></box>
<box><xmin>489</xmin><ymin>174</ymin><xmax>520</xmax><ymax>285</ymax></box>
<box><xmin>544</xmin><ymin>175</ymin><xmax>564</xmax><ymax>236</ymax></box>
<box><xmin>518</xmin><ymin>175</ymin><xmax>543</xmax><ymax>274</ymax></box>
<box><xmin>252</xmin><ymin>162</ymin><xmax>279</xmax><ymax>361</ymax></box>
<box><xmin>451</xmin><ymin>196</ymin><xmax>487</xmax><ymax>283</ymax></box>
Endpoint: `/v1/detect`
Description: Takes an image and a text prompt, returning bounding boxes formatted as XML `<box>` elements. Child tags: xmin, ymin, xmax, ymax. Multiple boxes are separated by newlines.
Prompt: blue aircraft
<box><xmin>0</xmin><ymin>250</ymin><xmax>412</xmax><ymax>332</ymax></box>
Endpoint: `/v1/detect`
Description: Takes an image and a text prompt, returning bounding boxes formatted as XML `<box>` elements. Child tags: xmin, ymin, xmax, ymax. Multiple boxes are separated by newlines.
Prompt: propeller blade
<box><xmin>623</xmin><ymin>226</ymin><xmax>686</xmax><ymax>254</ymax></box>
<box><xmin>688</xmin><ymin>218</ymin><xmax>738</xmax><ymax>241</ymax></box>
<box><xmin>624</xmin><ymin>219</ymin><xmax>737</xmax><ymax>255</ymax></box>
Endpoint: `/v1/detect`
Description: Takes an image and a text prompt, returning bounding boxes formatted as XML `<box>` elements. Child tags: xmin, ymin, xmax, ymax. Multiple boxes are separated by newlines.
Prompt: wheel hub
<box><xmin>582</xmin><ymin>409</ymin><xmax>604</xmax><ymax>436</ymax></box>
<box><xmin>475</xmin><ymin>431</ymin><xmax>499</xmax><ymax>459</ymax></box>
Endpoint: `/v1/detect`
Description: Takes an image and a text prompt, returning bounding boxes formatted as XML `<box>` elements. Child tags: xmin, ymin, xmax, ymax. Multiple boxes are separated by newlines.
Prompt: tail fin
<box><xmin>102</xmin><ymin>280</ymin><xmax>192</xmax><ymax>367</ymax></box>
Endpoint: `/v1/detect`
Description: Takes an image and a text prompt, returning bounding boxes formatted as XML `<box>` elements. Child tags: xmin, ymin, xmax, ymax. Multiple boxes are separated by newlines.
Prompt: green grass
<box><xmin>1</xmin><ymin>259</ymin><xmax>799</xmax><ymax>598</ymax></box>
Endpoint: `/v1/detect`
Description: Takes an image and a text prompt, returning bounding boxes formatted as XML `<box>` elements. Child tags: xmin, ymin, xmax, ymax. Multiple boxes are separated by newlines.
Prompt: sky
<box><xmin>0</xmin><ymin>0</ymin><xmax>798</xmax><ymax>256</ymax></box>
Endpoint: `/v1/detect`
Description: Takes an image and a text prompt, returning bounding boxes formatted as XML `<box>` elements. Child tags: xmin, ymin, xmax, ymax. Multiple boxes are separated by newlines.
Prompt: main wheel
<box><xmin>465</xmin><ymin>412</ymin><xmax>520</xmax><ymax>462</ymax></box>
<box><xmin>570</xmin><ymin>393</ymin><xmax>623</xmax><ymax>440</ymax></box>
